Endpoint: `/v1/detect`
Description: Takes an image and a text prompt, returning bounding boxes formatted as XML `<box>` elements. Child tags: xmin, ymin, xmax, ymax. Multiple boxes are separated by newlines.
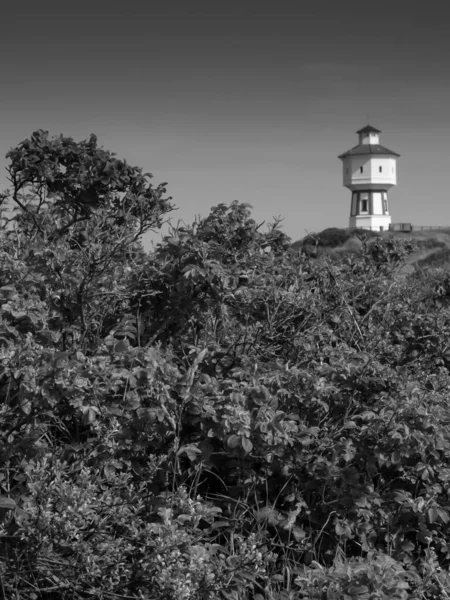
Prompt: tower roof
<box><xmin>356</xmin><ymin>125</ymin><xmax>381</xmax><ymax>134</ymax></box>
<box><xmin>338</xmin><ymin>144</ymin><xmax>400</xmax><ymax>159</ymax></box>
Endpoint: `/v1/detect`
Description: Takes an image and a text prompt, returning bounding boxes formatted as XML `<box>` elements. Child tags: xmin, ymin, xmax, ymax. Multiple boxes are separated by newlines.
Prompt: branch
<box><xmin>9</xmin><ymin>171</ymin><xmax>44</xmax><ymax>235</ymax></box>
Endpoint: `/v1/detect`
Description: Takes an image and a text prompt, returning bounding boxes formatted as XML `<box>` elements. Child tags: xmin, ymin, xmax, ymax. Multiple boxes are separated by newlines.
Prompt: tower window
<box><xmin>361</xmin><ymin>199</ymin><xmax>368</xmax><ymax>212</ymax></box>
<box><xmin>360</xmin><ymin>166</ymin><xmax>363</xmax><ymax>173</ymax></box>
<box><xmin>383</xmin><ymin>199</ymin><xmax>388</xmax><ymax>213</ymax></box>
<box><xmin>351</xmin><ymin>192</ymin><xmax>358</xmax><ymax>216</ymax></box>
<box><xmin>379</xmin><ymin>166</ymin><xmax>383</xmax><ymax>173</ymax></box>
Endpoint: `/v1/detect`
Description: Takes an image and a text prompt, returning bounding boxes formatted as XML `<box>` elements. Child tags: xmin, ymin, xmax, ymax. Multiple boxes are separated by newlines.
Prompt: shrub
<box><xmin>2</xmin><ymin>130</ymin><xmax>450</xmax><ymax>599</ymax></box>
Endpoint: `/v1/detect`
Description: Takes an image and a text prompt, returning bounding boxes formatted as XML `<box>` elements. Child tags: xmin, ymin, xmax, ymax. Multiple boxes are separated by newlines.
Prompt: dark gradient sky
<box><xmin>1</xmin><ymin>1</ymin><xmax>450</xmax><ymax>245</ymax></box>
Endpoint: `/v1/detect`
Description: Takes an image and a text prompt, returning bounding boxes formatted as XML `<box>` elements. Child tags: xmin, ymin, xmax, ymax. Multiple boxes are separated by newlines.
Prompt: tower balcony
<box><xmin>345</xmin><ymin>180</ymin><xmax>396</xmax><ymax>191</ymax></box>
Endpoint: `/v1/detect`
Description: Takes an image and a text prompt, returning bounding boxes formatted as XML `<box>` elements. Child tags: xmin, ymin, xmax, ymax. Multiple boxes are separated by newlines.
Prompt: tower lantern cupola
<box><xmin>338</xmin><ymin>125</ymin><xmax>400</xmax><ymax>232</ymax></box>
<box><xmin>357</xmin><ymin>125</ymin><xmax>381</xmax><ymax>145</ymax></box>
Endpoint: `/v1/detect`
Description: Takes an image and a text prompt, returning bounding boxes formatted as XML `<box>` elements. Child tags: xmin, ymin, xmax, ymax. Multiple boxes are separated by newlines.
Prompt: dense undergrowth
<box><xmin>1</xmin><ymin>131</ymin><xmax>450</xmax><ymax>598</ymax></box>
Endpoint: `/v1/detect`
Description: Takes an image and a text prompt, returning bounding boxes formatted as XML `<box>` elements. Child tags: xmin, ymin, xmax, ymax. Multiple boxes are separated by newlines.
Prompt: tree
<box><xmin>2</xmin><ymin>129</ymin><xmax>173</xmax><ymax>348</ymax></box>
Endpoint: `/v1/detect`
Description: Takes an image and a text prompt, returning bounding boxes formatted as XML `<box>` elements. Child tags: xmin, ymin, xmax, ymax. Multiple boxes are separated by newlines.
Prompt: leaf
<box><xmin>335</xmin><ymin>521</ymin><xmax>352</xmax><ymax>538</ymax></box>
<box><xmin>256</xmin><ymin>507</ymin><xmax>283</xmax><ymax>526</ymax></box>
<box><xmin>359</xmin><ymin>411</ymin><xmax>376</xmax><ymax>421</ymax></box>
<box><xmin>104</xmin><ymin>464</ymin><xmax>116</xmax><ymax>477</ymax></box>
<box><xmin>211</xmin><ymin>520</ymin><xmax>230</xmax><ymax>529</ymax></box>
<box><xmin>187</xmin><ymin>402</ymin><xmax>202</xmax><ymax>415</ymax></box>
<box><xmin>354</xmin><ymin>496</ymin><xmax>370</xmax><ymax>508</ymax></box>
<box><xmin>241</xmin><ymin>437</ymin><xmax>253</xmax><ymax>453</ymax></box>
<box><xmin>177</xmin><ymin>444</ymin><xmax>202</xmax><ymax>461</ymax></box>
<box><xmin>428</xmin><ymin>507</ymin><xmax>439</xmax><ymax>524</ymax></box>
<box><xmin>20</xmin><ymin>400</ymin><xmax>31</xmax><ymax>415</ymax></box>
<box><xmin>0</xmin><ymin>285</ymin><xmax>16</xmax><ymax>294</ymax></box>
<box><xmin>18</xmin><ymin>389</ymin><xmax>32</xmax><ymax>415</ymax></box>
<box><xmin>437</xmin><ymin>508</ymin><xmax>450</xmax><ymax>523</ymax></box>
<box><xmin>401</xmin><ymin>540</ymin><xmax>415</xmax><ymax>552</ymax></box>
<box><xmin>227</xmin><ymin>434</ymin><xmax>241</xmax><ymax>449</ymax></box>
<box><xmin>176</xmin><ymin>514</ymin><xmax>192</xmax><ymax>524</ymax></box>
<box><xmin>394</xmin><ymin>492</ymin><xmax>410</xmax><ymax>503</ymax></box>
<box><xmin>82</xmin><ymin>407</ymin><xmax>98</xmax><ymax>423</ymax></box>
<box><xmin>114</xmin><ymin>339</ymin><xmax>129</xmax><ymax>353</ymax></box>
<box><xmin>238</xmin><ymin>569</ymin><xmax>257</xmax><ymax>583</ymax></box>
<box><xmin>391</xmin><ymin>450</ymin><xmax>402</xmax><ymax>464</ymax></box>
<box><xmin>421</xmin><ymin>467</ymin><xmax>432</xmax><ymax>481</ymax></box>
<box><xmin>292</xmin><ymin>526</ymin><xmax>306</xmax><ymax>541</ymax></box>
<box><xmin>0</xmin><ymin>496</ymin><xmax>16</xmax><ymax>509</ymax></box>
<box><xmin>348</xmin><ymin>585</ymin><xmax>369</xmax><ymax>594</ymax></box>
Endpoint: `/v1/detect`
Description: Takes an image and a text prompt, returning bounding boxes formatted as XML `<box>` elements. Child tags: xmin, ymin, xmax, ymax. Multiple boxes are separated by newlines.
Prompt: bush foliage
<box><xmin>301</xmin><ymin>227</ymin><xmax>380</xmax><ymax>250</ymax></box>
<box><xmin>1</xmin><ymin>131</ymin><xmax>450</xmax><ymax>598</ymax></box>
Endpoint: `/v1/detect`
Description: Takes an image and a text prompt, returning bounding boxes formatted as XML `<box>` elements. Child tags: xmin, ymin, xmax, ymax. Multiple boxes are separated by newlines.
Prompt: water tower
<box><xmin>338</xmin><ymin>125</ymin><xmax>400</xmax><ymax>231</ymax></box>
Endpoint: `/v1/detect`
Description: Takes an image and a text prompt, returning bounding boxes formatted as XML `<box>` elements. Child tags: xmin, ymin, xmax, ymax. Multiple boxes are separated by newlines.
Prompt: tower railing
<box><xmin>348</xmin><ymin>225</ymin><xmax>450</xmax><ymax>233</ymax></box>
<box><xmin>389</xmin><ymin>224</ymin><xmax>450</xmax><ymax>232</ymax></box>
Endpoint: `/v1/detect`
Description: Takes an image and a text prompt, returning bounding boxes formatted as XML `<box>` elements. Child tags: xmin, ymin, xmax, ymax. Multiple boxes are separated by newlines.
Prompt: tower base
<box><xmin>349</xmin><ymin>215</ymin><xmax>391</xmax><ymax>232</ymax></box>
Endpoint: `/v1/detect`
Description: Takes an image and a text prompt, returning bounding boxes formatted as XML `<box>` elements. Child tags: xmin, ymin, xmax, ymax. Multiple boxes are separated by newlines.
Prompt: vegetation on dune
<box><xmin>2</xmin><ymin>131</ymin><xmax>450</xmax><ymax>598</ymax></box>
<box><xmin>294</xmin><ymin>227</ymin><xmax>450</xmax><ymax>269</ymax></box>
<box><xmin>301</xmin><ymin>227</ymin><xmax>364</xmax><ymax>248</ymax></box>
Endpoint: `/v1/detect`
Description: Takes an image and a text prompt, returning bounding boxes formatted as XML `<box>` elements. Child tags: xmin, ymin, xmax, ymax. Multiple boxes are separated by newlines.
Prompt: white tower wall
<box><xmin>342</xmin><ymin>155</ymin><xmax>396</xmax><ymax>189</ymax></box>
